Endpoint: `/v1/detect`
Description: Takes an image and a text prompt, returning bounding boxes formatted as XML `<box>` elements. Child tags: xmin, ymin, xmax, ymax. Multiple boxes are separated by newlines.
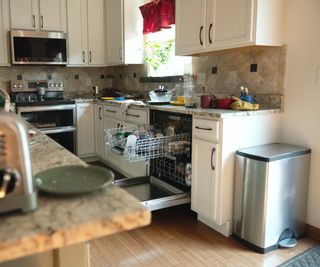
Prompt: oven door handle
<box><xmin>41</xmin><ymin>126</ymin><xmax>76</xmax><ymax>134</ymax></box>
<box><xmin>17</xmin><ymin>104</ymin><xmax>75</xmax><ymax>113</ymax></box>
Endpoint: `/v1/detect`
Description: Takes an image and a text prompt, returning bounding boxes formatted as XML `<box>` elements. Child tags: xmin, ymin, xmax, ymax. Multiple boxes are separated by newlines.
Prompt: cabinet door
<box><xmin>209</xmin><ymin>0</ymin><xmax>254</xmax><ymax>49</ymax></box>
<box><xmin>87</xmin><ymin>0</ymin><xmax>106</xmax><ymax>66</ymax></box>
<box><xmin>94</xmin><ymin>104</ymin><xmax>104</xmax><ymax>158</ymax></box>
<box><xmin>9</xmin><ymin>0</ymin><xmax>39</xmax><ymax>30</ymax></box>
<box><xmin>103</xmin><ymin>117</ymin><xmax>123</xmax><ymax>169</ymax></box>
<box><xmin>106</xmin><ymin>0</ymin><xmax>123</xmax><ymax>65</ymax></box>
<box><xmin>0</xmin><ymin>0</ymin><xmax>10</xmax><ymax>66</ymax></box>
<box><xmin>76</xmin><ymin>103</ymin><xmax>95</xmax><ymax>157</ymax></box>
<box><xmin>66</xmin><ymin>0</ymin><xmax>87</xmax><ymax>65</ymax></box>
<box><xmin>175</xmin><ymin>0</ymin><xmax>206</xmax><ymax>55</ymax></box>
<box><xmin>191</xmin><ymin>138</ymin><xmax>219</xmax><ymax>222</ymax></box>
<box><xmin>39</xmin><ymin>0</ymin><xmax>66</xmax><ymax>31</ymax></box>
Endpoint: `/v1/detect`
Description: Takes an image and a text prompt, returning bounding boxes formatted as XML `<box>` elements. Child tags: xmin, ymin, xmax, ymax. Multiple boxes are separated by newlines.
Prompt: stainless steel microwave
<box><xmin>10</xmin><ymin>30</ymin><xmax>67</xmax><ymax>65</ymax></box>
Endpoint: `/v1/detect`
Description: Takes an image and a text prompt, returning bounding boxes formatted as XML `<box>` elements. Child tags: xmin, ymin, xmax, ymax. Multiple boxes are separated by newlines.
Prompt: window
<box><xmin>144</xmin><ymin>26</ymin><xmax>192</xmax><ymax>77</ymax></box>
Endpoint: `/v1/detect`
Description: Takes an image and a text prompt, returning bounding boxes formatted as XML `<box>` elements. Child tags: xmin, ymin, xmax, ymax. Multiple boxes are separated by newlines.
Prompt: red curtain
<box><xmin>139</xmin><ymin>0</ymin><xmax>175</xmax><ymax>34</ymax></box>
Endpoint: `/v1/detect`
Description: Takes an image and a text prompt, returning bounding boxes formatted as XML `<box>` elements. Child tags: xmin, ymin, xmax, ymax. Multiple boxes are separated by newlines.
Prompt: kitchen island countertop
<box><xmin>0</xmin><ymin>126</ymin><xmax>151</xmax><ymax>263</ymax></box>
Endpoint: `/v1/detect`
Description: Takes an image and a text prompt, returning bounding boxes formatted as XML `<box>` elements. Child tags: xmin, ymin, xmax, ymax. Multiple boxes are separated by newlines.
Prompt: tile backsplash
<box><xmin>0</xmin><ymin>45</ymin><xmax>286</xmax><ymax>108</ymax></box>
<box><xmin>113</xmin><ymin>45</ymin><xmax>286</xmax><ymax>108</ymax></box>
<box><xmin>0</xmin><ymin>66</ymin><xmax>114</xmax><ymax>99</ymax></box>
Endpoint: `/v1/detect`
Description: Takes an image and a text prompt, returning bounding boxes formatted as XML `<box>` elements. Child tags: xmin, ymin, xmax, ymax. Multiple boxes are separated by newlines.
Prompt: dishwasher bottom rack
<box><xmin>113</xmin><ymin>176</ymin><xmax>191</xmax><ymax>211</ymax></box>
<box><xmin>106</xmin><ymin>124</ymin><xmax>191</xmax><ymax>162</ymax></box>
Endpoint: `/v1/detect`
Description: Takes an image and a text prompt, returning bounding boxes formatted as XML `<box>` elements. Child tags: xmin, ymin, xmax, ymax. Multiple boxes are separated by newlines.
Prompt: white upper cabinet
<box><xmin>87</xmin><ymin>0</ymin><xmax>106</xmax><ymax>65</ymax></box>
<box><xmin>9</xmin><ymin>0</ymin><xmax>66</xmax><ymax>32</ymax></box>
<box><xmin>176</xmin><ymin>0</ymin><xmax>284</xmax><ymax>55</ymax></box>
<box><xmin>175</xmin><ymin>0</ymin><xmax>206</xmax><ymax>55</ymax></box>
<box><xmin>67</xmin><ymin>0</ymin><xmax>106</xmax><ymax>66</ymax></box>
<box><xmin>106</xmin><ymin>0</ymin><xmax>144</xmax><ymax>66</ymax></box>
<box><xmin>39</xmin><ymin>0</ymin><xmax>66</xmax><ymax>31</ymax></box>
<box><xmin>0</xmin><ymin>0</ymin><xmax>10</xmax><ymax>66</ymax></box>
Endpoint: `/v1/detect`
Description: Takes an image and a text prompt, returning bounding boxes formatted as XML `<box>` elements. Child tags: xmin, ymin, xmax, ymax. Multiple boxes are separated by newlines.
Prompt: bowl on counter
<box><xmin>216</xmin><ymin>97</ymin><xmax>234</xmax><ymax>109</ymax></box>
<box><xmin>149</xmin><ymin>90</ymin><xmax>172</xmax><ymax>102</ymax></box>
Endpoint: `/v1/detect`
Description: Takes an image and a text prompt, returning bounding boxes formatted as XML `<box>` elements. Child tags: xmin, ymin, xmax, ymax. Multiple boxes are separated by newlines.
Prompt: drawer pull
<box><xmin>98</xmin><ymin>107</ymin><xmax>102</xmax><ymax>120</ymax></box>
<box><xmin>105</xmin><ymin>109</ymin><xmax>116</xmax><ymax>113</ymax></box>
<box><xmin>195</xmin><ymin>126</ymin><xmax>213</xmax><ymax>131</ymax></box>
<box><xmin>126</xmin><ymin>113</ymin><xmax>140</xmax><ymax>118</ymax></box>
<box><xmin>211</xmin><ymin>147</ymin><xmax>216</xmax><ymax>170</ymax></box>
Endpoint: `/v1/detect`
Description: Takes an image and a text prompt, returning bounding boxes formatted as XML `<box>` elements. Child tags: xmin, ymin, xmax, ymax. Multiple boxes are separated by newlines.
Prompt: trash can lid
<box><xmin>236</xmin><ymin>143</ymin><xmax>311</xmax><ymax>162</ymax></box>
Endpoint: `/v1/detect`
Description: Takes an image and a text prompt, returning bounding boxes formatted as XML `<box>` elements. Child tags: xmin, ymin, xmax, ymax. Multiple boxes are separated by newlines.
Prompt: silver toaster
<box><xmin>0</xmin><ymin>112</ymin><xmax>37</xmax><ymax>213</ymax></box>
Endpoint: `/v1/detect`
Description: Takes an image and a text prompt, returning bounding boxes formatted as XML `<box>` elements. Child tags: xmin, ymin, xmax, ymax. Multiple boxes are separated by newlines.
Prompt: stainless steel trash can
<box><xmin>233</xmin><ymin>143</ymin><xmax>311</xmax><ymax>253</ymax></box>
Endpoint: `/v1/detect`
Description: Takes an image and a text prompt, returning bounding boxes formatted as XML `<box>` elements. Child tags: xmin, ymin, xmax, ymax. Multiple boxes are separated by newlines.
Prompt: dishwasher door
<box><xmin>114</xmin><ymin>176</ymin><xmax>191</xmax><ymax>211</ymax></box>
<box><xmin>112</xmin><ymin>110</ymin><xmax>193</xmax><ymax>211</ymax></box>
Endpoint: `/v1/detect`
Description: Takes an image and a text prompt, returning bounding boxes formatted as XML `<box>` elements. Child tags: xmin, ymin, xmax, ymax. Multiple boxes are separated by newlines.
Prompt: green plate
<box><xmin>35</xmin><ymin>165</ymin><xmax>114</xmax><ymax>195</ymax></box>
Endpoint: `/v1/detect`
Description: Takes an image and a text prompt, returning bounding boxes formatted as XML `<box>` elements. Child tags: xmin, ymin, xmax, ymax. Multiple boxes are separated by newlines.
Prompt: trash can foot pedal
<box><xmin>279</xmin><ymin>238</ymin><xmax>297</xmax><ymax>248</ymax></box>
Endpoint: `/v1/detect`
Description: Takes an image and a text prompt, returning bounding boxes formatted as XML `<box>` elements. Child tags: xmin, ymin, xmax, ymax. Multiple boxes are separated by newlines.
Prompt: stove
<box><xmin>10</xmin><ymin>79</ymin><xmax>75</xmax><ymax>105</ymax></box>
<box><xmin>11</xmin><ymin>79</ymin><xmax>77</xmax><ymax>154</ymax></box>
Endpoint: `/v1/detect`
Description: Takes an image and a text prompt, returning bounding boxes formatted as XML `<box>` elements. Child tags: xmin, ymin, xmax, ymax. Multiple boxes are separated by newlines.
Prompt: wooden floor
<box><xmin>90</xmin><ymin>205</ymin><xmax>319</xmax><ymax>267</ymax></box>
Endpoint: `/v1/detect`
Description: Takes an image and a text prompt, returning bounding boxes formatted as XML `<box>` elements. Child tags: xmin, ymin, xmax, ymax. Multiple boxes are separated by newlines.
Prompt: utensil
<box><xmin>35</xmin><ymin>165</ymin><xmax>114</xmax><ymax>194</ymax></box>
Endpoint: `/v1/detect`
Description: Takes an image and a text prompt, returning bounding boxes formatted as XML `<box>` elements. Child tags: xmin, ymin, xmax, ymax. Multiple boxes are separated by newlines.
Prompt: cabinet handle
<box><xmin>89</xmin><ymin>51</ymin><xmax>92</xmax><ymax>63</ymax></box>
<box><xmin>105</xmin><ymin>109</ymin><xmax>116</xmax><ymax>113</ymax></box>
<box><xmin>32</xmin><ymin>15</ymin><xmax>36</xmax><ymax>28</ymax></box>
<box><xmin>195</xmin><ymin>126</ymin><xmax>212</xmax><ymax>131</ymax></box>
<box><xmin>119</xmin><ymin>47</ymin><xmax>122</xmax><ymax>61</ymax></box>
<box><xmin>98</xmin><ymin>107</ymin><xmax>102</xmax><ymax>120</ymax></box>
<box><xmin>40</xmin><ymin>15</ymin><xmax>43</xmax><ymax>29</ymax></box>
<box><xmin>199</xmin><ymin>26</ymin><xmax>204</xmax><ymax>45</ymax></box>
<box><xmin>126</xmin><ymin>113</ymin><xmax>140</xmax><ymax>118</ymax></box>
<box><xmin>82</xmin><ymin>51</ymin><xmax>85</xmax><ymax>63</ymax></box>
<box><xmin>211</xmin><ymin>147</ymin><xmax>216</xmax><ymax>170</ymax></box>
<box><xmin>208</xmin><ymin>23</ymin><xmax>213</xmax><ymax>44</ymax></box>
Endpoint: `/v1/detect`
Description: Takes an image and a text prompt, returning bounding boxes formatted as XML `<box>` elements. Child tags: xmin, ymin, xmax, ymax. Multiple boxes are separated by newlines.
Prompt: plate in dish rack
<box><xmin>35</xmin><ymin>165</ymin><xmax>114</xmax><ymax>195</ymax></box>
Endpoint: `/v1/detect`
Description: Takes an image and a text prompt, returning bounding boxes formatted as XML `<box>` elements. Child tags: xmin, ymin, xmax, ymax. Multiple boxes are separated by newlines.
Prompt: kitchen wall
<box><xmin>0</xmin><ymin>66</ymin><xmax>114</xmax><ymax>99</ymax></box>
<box><xmin>113</xmin><ymin>45</ymin><xmax>286</xmax><ymax>108</ymax></box>
<box><xmin>282</xmin><ymin>0</ymin><xmax>320</xmax><ymax>229</ymax></box>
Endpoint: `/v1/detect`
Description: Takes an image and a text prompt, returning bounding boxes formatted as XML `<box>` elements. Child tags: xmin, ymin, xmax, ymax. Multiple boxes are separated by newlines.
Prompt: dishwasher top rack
<box><xmin>106</xmin><ymin>124</ymin><xmax>191</xmax><ymax>162</ymax></box>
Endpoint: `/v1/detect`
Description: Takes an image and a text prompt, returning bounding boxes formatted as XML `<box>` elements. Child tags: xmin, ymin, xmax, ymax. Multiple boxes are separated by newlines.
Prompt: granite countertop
<box><xmin>91</xmin><ymin>99</ymin><xmax>283</xmax><ymax>118</ymax></box>
<box><xmin>0</xmin><ymin>126</ymin><xmax>151</xmax><ymax>263</ymax></box>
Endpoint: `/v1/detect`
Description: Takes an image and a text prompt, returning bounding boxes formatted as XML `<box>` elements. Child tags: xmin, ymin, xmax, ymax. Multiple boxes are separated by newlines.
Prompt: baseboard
<box><xmin>197</xmin><ymin>215</ymin><xmax>231</xmax><ymax>237</ymax></box>
<box><xmin>306</xmin><ymin>224</ymin><xmax>320</xmax><ymax>241</ymax></box>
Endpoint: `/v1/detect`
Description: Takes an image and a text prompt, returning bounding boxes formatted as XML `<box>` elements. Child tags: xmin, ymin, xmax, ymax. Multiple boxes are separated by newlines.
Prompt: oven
<box><xmin>11</xmin><ymin>79</ymin><xmax>76</xmax><ymax>153</ymax></box>
<box><xmin>16</xmin><ymin>105</ymin><xmax>76</xmax><ymax>153</ymax></box>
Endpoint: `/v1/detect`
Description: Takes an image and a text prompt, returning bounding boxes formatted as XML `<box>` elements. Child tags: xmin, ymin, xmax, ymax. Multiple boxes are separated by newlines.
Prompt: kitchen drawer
<box><xmin>125</xmin><ymin>108</ymin><xmax>148</xmax><ymax>125</ymax></box>
<box><xmin>103</xmin><ymin>105</ymin><xmax>121</xmax><ymax>118</ymax></box>
<box><xmin>192</xmin><ymin>117</ymin><xmax>220</xmax><ymax>142</ymax></box>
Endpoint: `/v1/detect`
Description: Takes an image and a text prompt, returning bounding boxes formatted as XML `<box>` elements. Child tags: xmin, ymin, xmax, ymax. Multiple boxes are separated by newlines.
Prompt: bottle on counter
<box><xmin>183</xmin><ymin>75</ymin><xmax>195</xmax><ymax>108</ymax></box>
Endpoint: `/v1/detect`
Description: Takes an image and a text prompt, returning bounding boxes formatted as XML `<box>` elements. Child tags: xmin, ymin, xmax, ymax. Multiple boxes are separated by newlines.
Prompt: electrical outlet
<box><xmin>197</xmin><ymin>73</ymin><xmax>206</xmax><ymax>86</ymax></box>
<box><xmin>86</xmin><ymin>78</ymin><xmax>91</xmax><ymax>86</ymax></box>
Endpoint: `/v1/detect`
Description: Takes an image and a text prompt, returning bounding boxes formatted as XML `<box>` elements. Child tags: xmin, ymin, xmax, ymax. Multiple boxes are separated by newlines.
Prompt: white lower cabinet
<box><xmin>94</xmin><ymin>103</ymin><xmax>104</xmax><ymax>158</ymax></box>
<box><xmin>76</xmin><ymin>103</ymin><xmax>95</xmax><ymax>158</ymax></box>
<box><xmin>191</xmin><ymin>113</ymin><xmax>282</xmax><ymax>237</ymax></box>
<box><xmin>191</xmin><ymin>139</ymin><xmax>219</xmax><ymax>222</ymax></box>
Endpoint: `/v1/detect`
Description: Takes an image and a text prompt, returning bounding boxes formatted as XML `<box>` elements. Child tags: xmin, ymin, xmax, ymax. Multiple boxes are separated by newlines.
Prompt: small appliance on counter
<box><xmin>148</xmin><ymin>85</ymin><xmax>173</xmax><ymax>104</ymax></box>
<box><xmin>0</xmin><ymin>112</ymin><xmax>37</xmax><ymax>213</ymax></box>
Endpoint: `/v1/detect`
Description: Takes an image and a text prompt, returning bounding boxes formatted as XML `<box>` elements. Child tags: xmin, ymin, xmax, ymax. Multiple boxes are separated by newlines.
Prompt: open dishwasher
<box><xmin>107</xmin><ymin>110</ymin><xmax>192</xmax><ymax>211</ymax></box>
